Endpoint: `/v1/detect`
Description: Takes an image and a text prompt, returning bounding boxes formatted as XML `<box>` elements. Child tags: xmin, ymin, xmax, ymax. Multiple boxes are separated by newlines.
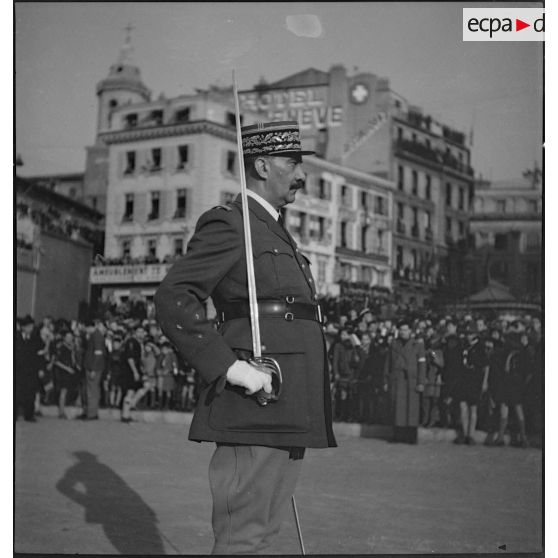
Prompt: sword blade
<box><xmin>232</xmin><ymin>70</ymin><xmax>261</xmax><ymax>359</ymax></box>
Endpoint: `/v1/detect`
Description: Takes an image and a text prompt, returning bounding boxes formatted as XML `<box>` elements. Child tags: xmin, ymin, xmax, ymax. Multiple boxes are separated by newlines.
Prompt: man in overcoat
<box><xmin>154</xmin><ymin>121</ymin><xmax>336</xmax><ymax>554</ymax></box>
<box><xmin>82</xmin><ymin>320</ymin><xmax>108</xmax><ymax>420</ymax></box>
<box><xmin>15</xmin><ymin>315</ymin><xmax>44</xmax><ymax>422</ymax></box>
<box><xmin>384</xmin><ymin>320</ymin><xmax>426</xmax><ymax>443</ymax></box>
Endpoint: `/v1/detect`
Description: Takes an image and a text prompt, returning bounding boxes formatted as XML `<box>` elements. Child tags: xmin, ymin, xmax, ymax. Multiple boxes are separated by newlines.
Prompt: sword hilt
<box><xmin>249</xmin><ymin>356</ymin><xmax>282</xmax><ymax>406</ymax></box>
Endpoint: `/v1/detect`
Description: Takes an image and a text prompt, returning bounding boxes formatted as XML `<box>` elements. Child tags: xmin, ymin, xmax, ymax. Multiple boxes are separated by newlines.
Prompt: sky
<box><xmin>15</xmin><ymin>1</ymin><xmax>544</xmax><ymax>181</ymax></box>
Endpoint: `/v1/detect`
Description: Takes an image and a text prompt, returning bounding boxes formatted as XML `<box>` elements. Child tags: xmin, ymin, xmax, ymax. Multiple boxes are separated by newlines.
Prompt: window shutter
<box><xmin>136</xmin><ymin>192</ymin><xmax>148</xmax><ymax>223</ymax></box>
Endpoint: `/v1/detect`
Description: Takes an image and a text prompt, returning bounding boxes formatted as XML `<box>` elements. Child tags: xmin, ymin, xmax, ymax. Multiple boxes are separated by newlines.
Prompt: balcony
<box><xmin>393</xmin><ymin>139</ymin><xmax>474</xmax><ymax>178</ymax></box>
<box><xmin>392</xmin><ymin>266</ymin><xmax>434</xmax><ymax>285</ymax></box>
<box><xmin>90</xmin><ymin>261</ymin><xmax>174</xmax><ymax>285</ymax></box>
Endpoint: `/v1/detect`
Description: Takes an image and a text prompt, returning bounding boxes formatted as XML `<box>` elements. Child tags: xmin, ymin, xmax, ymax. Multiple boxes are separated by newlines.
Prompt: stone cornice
<box><xmin>98</xmin><ymin>120</ymin><xmax>236</xmax><ymax>144</ymax></box>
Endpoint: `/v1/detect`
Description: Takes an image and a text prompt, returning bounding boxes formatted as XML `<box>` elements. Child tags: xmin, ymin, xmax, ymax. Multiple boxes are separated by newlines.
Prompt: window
<box><xmin>124</xmin><ymin>113</ymin><xmax>137</xmax><ymax>128</ymax></box>
<box><xmin>147</xmin><ymin>238</ymin><xmax>157</xmax><ymax>257</ymax></box>
<box><xmin>225</xmin><ymin>112</ymin><xmax>242</xmax><ymax>127</ymax></box>
<box><xmin>396</xmin><ymin>246</ymin><xmax>403</xmax><ymax>268</ymax></box>
<box><xmin>360</xmin><ymin>191</ymin><xmax>368</xmax><ymax>209</ymax></box>
<box><xmin>458</xmin><ymin>221</ymin><xmax>465</xmax><ymax>238</ymax></box>
<box><xmin>175</xmin><ymin>189</ymin><xmax>187</xmax><ymax>219</ymax></box>
<box><xmin>340</xmin><ymin>221</ymin><xmax>348</xmax><ymax>248</ymax></box>
<box><xmin>412</xmin><ymin>133</ymin><xmax>417</xmax><ymax>143</ymax></box>
<box><xmin>150</xmin><ymin>148</ymin><xmax>162</xmax><ymax>171</ymax></box>
<box><xmin>318</xmin><ymin>178</ymin><xmax>331</xmax><ymax>200</ymax></box>
<box><xmin>226</xmin><ymin>151</ymin><xmax>236</xmax><ymax>174</ymax></box>
<box><xmin>411</xmin><ymin>170</ymin><xmax>418</xmax><ymax>196</ymax></box>
<box><xmin>425</xmin><ymin>175</ymin><xmax>431</xmax><ymax>200</ymax></box>
<box><xmin>377</xmin><ymin>229</ymin><xmax>384</xmax><ymax>251</ymax></box>
<box><xmin>109</xmin><ymin>99</ymin><xmax>118</xmax><ymax>109</ymax></box>
<box><xmin>525</xmin><ymin>232</ymin><xmax>540</xmax><ymax>250</ymax></box>
<box><xmin>124</xmin><ymin>151</ymin><xmax>136</xmax><ymax>174</ymax></box>
<box><xmin>458</xmin><ymin>187</ymin><xmax>465</xmax><ymax>210</ymax></box>
<box><xmin>529</xmin><ymin>199</ymin><xmax>538</xmax><ymax>213</ymax></box>
<box><xmin>175</xmin><ymin>107</ymin><xmax>190</xmax><ymax>123</ymax></box>
<box><xmin>361</xmin><ymin>225</ymin><xmax>368</xmax><ymax>252</ymax></box>
<box><xmin>177</xmin><ymin>145</ymin><xmax>189</xmax><ymax>169</ymax></box>
<box><xmin>494</xmin><ymin>233</ymin><xmax>508</xmax><ymax>251</ymax></box>
<box><xmin>173</xmin><ymin>238</ymin><xmax>184</xmax><ymax>256</ymax></box>
<box><xmin>397</xmin><ymin>202</ymin><xmax>404</xmax><ymax>219</ymax></box>
<box><xmin>398</xmin><ymin>165</ymin><xmax>404</xmax><ymax>190</ymax></box>
<box><xmin>412</xmin><ymin>207</ymin><xmax>418</xmax><ymax>227</ymax></box>
<box><xmin>425</xmin><ymin>210</ymin><xmax>432</xmax><ymax>229</ymax></box>
<box><xmin>425</xmin><ymin>138</ymin><xmax>431</xmax><ymax>150</ymax></box>
<box><xmin>148</xmin><ymin>191</ymin><xmax>160</xmax><ymax>220</ymax></box>
<box><xmin>341</xmin><ymin>185</ymin><xmax>350</xmax><ymax>206</ymax></box>
<box><xmin>150</xmin><ymin>110</ymin><xmax>163</xmax><ymax>125</ymax></box>
<box><xmin>91</xmin><ymin>196</ymin><xmax>98</xmax><ymax>210</ymax></box>
<box><xmin>411</xmin><ymin>249</ymin><xmax>418</xmax><ymax>269</ymax></box>
<box><xmin>122</xmin><ymin>240</ymin><xmax>131</xmax><ymax>258</ymax></box>
<box><xmin>496</xmin><ymin>200</ymin><xmax>506</xmax><ymax>213</ymax></box>
<box><xmin>397</xmin><ymin>127</ymin><xmax>403</xmax><ymax>141</ymax></box>
<box><xmin>445</xmin><ymin>183</ymin><xmax>452</xmax><ymax>207</ymax></box>
<box><xmin>69</xmin><ymin>187</ymin><xmax>76</xmax><ymax>199</ymax></box>
<box><xmin>445</xmin><ymin>217</ymin><xmax>452</xmax><ymax>234</ymax></box>
<box><xmin>123</xmin><ymin>193</ymin><xmax>134</xmax><ymax>221</ymax></box>
<box><xmin>374</xmin><ymin>196</ymin><xmax>386</xmax><ymax>215</ymax></box>
<box><xmin>220</xmin><ymin>191</ymin><xmax>235</xmax><ymax>206</ymax></box>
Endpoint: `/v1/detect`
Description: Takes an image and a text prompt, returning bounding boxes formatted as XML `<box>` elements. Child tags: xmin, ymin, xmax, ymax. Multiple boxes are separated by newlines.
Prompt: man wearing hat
<box><xmin>155</xmin><ymin>121</ymin><xmax>336</xmax><ymax>554</ymax></box>
<box><xmin>15</xmin><ymin>315</ymin><xmax>44</xmax><ymax>422</ymax></box>
<box><xmin>383</xmin><ymin>319</ymin><xmax>426</xmax><ymax>443</ymax></box>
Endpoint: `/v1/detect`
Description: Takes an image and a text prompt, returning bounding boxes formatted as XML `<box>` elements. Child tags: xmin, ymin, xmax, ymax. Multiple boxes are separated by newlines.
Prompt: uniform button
<box><xmin>175</xmin><ymin>324</ymin><xmax>183</xmax><ymax>330</ymax></box>
<box><xmin>273</xmin><ymin>248</ymin><xmax>279</xmax><ymax>253</ymax></box>
<box><xmin>314</xmin><ymin>294</ymin><xmax>318</xmax><ymax>300</ymax></box>
<box><xmin>196</xmin><ymin>334</ymin><xmax>204</xmax><ymax>339</ymax></box>
<box><xmin>296</xmin><ymin>248</ymin><xmax>299</xmax><ymax>253</ymax></box>
<box><xmin>195</xmin><ymin>313</ymin><xmax>200</xmax><ymax>319</ymax></box>
<box><xmin>302</xmin><ymin>264</ymin><xmax>306</xmax><ymax>269</ymax></box>
<box><xmin>176</xmin><ymin>301</ymin><xmax>182</xmax><ymax>307</ymax></box>
<box><xmin>309</xmin><ymin>278</ymin><xmax>313</xmax><ymax>282</ymax></box>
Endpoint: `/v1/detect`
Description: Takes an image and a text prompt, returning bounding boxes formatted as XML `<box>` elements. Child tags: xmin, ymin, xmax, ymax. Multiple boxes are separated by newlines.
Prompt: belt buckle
<box><xmin>284</xmin><ymin>312</ymin><xmax>294</xmax><ymax>322</ymax></box>
<box><xmin>285</xmin><ymin>295</ymin><xmax>295</xmax><ymax>304</ymax></box>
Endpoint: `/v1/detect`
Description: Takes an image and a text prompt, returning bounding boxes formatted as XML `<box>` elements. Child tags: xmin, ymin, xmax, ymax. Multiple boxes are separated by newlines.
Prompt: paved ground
<box><xmin>15</xmin><ymin>415</ymin><xmax>542</xmax><ymax>555</ymax></box>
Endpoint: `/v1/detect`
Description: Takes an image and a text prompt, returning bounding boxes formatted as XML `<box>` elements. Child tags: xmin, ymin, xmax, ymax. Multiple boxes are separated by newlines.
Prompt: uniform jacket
<box><xmin>154</xmin><ymin>195</ymin><xmax>336</xmax><ymax>448</ymax></box>
<box><xmin>384</xmin><ymin>337</ymin><xmax>426</xmax><ymax>427</ymax></box>
<box><xmin>15</xmin><ymin>330</ymin><xmax>44</xmax><ymax>388</ymax></box>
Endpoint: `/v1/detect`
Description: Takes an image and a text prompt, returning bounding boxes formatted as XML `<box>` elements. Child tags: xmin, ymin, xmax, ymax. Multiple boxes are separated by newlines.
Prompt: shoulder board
<box><xmin>211</xmin><ymin>205</ymin><xmax>233</xmax><ymax>212</ymax></box>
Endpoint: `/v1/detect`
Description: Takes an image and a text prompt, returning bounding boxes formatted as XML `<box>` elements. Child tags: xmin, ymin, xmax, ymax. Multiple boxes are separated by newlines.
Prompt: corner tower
<box><xmin>95</xmin><ymin>24</ymin><xmax>151</xmax><ymax>135</ymax></box>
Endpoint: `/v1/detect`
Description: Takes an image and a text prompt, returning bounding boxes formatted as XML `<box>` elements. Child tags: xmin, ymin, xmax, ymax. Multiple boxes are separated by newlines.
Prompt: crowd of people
<box><xmin>15</xmin><ymin>297</ymin><xmax>543</xmax><ymax>447</ymax></box>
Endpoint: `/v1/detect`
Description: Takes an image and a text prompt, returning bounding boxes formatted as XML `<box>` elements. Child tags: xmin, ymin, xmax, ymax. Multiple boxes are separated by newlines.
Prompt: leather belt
<box><xmin>219</xmin><ymin>298</ymin><xmax>322</xmax><ymax>323</ymax></box>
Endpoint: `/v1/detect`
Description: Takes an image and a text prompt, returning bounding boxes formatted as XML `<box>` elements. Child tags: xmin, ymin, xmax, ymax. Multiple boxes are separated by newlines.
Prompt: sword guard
<box><xmin>249</xmin><ymin>356</ymin><xmax>282</xmax><ymax>406</ymax></box>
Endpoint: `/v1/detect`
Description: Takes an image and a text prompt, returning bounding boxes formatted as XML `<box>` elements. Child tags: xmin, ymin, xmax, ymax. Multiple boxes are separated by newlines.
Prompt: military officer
<box><xmin>154</xmin><ymin>121</ymin><xmax>336</xmax><ymax>554</ymax></box>
<box><xmin>384</xmin><ymin>320</ymin><xmax>426</xmax><ymax>444</ymax></box>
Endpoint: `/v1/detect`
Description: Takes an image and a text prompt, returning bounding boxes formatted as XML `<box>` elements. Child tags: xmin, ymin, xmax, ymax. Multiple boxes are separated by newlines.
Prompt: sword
<box><xmin>232</xmin><ymin>70</ymin><xmax>281</xmax><ymax>406</ymax></box>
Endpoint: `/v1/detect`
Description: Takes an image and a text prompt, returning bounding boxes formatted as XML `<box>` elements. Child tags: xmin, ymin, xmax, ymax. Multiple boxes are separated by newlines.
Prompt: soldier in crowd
<box><xmin>384</xmin><ymin>320</ymin><xmax>426</xmax><ymax>444</ymax></box>
<box><xmin>332</xmin><ymin>328</ymin><xmax>361</xmax><ymax>421</ymax></box>
<box><xmin>440</xmin><ymin>320</ymin><xmax>463</xmax><ymax>428</ymax></box>
<box><xmin>155</xmin><ymin>120</ymin><xmax>336</xmax><ymax>554</ymax></box>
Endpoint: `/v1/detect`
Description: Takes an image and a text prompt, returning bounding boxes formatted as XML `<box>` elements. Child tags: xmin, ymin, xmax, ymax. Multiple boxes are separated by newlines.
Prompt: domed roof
<box><xmin>96</xmin><ymin>25</ymin><xmax>150</xmax><ymax>100</ymax></box>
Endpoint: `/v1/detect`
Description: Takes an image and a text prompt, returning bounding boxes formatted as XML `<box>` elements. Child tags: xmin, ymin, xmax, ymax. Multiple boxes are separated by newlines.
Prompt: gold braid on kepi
<box><xmin>241</xmin><ymin>120</ymin><xmax>315</xmax><ymax>156</ymax></box>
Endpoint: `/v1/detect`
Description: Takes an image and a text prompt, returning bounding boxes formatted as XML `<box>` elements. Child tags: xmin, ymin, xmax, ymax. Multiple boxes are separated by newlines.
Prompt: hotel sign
<box><xmin>90</xmin><ymin>263</ymin><xmax>172</xmax><ymax>284</ymax></box>
<box><xmin>239</xmin><ymin>87</ymin><xmax>343</xmax><ymax>129</ymax></box>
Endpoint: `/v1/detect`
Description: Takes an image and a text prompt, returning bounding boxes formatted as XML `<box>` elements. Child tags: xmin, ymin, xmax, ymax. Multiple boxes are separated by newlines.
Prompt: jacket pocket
<box><xmin>208</xmin><ymin>350</ymin><xmax>310</xmax><ymax>433</ymax></box>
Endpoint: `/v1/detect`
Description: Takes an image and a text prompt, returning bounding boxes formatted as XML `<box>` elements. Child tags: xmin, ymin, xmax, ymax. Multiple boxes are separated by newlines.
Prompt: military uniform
<box><xmin>154</xmin><ymin>120</ymin><xmax>336</xmax><ymax>554</ymax></box>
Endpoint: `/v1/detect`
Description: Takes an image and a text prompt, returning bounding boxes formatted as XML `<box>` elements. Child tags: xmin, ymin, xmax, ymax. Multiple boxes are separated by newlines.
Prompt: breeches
<box><xmin>209</xmin><ymin>444</ymin><xmax>303</xmax><ymax>555</ymax></box>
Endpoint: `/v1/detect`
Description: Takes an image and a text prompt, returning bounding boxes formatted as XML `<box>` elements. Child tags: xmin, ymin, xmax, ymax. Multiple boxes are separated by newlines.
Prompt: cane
<box><xmin>292</xmin><ymin>495</ymin><xmax>306</xmax><ymax>555</ymax></box>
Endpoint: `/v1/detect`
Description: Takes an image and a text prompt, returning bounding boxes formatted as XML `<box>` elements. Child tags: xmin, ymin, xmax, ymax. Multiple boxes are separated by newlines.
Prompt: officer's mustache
<box><xmin>290</xmin><ymin>180</ymin><xmax>305</xmax><ymax>190</ymax></box>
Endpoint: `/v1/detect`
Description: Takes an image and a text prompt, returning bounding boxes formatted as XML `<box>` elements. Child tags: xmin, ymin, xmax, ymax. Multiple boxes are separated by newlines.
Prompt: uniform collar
<box><xmin>247</xmin><ymin>190</ymin><xmax>280</xmax><ymax>222</ymax></box>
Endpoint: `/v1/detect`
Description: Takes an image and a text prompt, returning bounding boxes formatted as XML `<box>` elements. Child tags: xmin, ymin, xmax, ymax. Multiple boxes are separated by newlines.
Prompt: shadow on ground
<box><xmin>56</xmin><ymin>451</ymin><xmax>166</xmax><ymax>555</ymax></box>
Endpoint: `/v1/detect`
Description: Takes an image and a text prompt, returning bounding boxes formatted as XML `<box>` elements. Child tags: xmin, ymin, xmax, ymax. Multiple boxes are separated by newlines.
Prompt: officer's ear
<box><xmin>253</xmin><ymin>156</ymin><xmax>270</xmax><ymax>180</ymax></box>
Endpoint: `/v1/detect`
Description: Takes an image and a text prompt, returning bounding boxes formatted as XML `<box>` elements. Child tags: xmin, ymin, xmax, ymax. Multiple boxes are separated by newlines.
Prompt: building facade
<box><xmin>238</xmin><ymin>65</ymin><xmax>475</xmax><ymax>308</ymax></box>
<box><xmin>469</xmin><ymin>172</ymin><xmax>542</xmax><ymax>302</ymax></box>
